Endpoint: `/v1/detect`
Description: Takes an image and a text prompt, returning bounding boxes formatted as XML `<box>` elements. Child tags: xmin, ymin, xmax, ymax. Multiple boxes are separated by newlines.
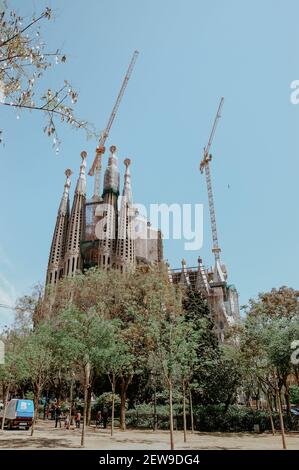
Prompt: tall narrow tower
<box><xmin>97</xmin><ymin>145</ymin><xmax>120</xmax><ymax>269</ymax></box>
<box><xmin>64</xmin><ymin>151</ymin><xmax>87</xmax><ymax>276</ymax></box>
<box><xmin>46</xmin><ymin>169</ymin><xmax>72</xmax><ymax>285</ymax></box>
<box><xmin>116</xmin><ymin>158</ymin><xmax>136</xmax><ymax>272</ymax></box>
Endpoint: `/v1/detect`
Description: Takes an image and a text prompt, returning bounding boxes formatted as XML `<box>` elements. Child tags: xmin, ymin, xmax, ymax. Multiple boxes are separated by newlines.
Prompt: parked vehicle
<box><xmin>291</xmin><ymin>407</ymin><xmax>299</xmax><ymax>416</ymax></box>
<box><xmin>0</xmin><ymin>399</ymin><xmax>34</xmax><ymax>430</ymax></box>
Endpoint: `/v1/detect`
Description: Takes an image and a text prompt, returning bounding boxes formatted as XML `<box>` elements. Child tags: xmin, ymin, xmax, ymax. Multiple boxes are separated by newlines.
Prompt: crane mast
<box><xmin>200</xmin><ymin>97</ymin><xmax>224</xmax><ymax>267</ymax></box>
<box><xmin>89</xmin><ymin>50</ymin><xmax>139</xmax><ymax>199</ymax></box>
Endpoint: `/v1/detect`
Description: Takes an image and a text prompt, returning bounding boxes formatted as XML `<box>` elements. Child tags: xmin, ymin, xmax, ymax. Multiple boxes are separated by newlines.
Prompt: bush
<box><xmin>126</xmin><ymin>403</ymin><xmax>170</xmax><ymax>429</ymax></box>
<box><xmin>91</xmin><ymin>393</ymin><xmax>121</xmax><ymax>421</ymax></box>
<box><xmin>194</xmin><ymin>405</ymin><xmax>299</xmax><ymax>432</ymax></box>
<box><xmin>290</xmin><ymin>385</ymin><xmax>299</xmax><ymax>405</ymax></box>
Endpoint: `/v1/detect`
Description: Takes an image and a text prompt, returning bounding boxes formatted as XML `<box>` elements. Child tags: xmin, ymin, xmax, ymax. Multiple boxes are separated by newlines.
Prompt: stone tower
<box><xmin>46</xmin><ymin>169</ymin><xmax>72</xmax><ymax>285</ymax></box>
<box><xmin>97</xmin><ymin>145</ymin><xmax>120</xmax><ymax>269</ymax></box>
<box><xmin>115</xmin><ymin>158</ymin><xmax>136</xmax><ymax>272</ymax></box>
<box><xmin>64</xmin><ymin>151</ymin><xmax>87</xmax><ymax>276</ymax></box>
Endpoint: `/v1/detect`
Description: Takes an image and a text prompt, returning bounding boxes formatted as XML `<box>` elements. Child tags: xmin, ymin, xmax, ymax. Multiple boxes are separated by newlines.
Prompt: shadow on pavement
<box><xmin>0</xmin><ymin>438</ymin><xmax>79</xmax><ymax>449</ymax></box>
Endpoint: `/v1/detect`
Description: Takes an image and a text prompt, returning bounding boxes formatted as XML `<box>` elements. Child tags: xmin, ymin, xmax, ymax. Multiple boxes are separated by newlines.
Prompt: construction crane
<box><xmin>199</xmin><ymin>97</ymin><xmax>224</xmax><ymax>277</ymax></box>
<box><xmin>89</xmin><ymin>50</ymin><xmax>139</xmax><ymax>199</ymax></box>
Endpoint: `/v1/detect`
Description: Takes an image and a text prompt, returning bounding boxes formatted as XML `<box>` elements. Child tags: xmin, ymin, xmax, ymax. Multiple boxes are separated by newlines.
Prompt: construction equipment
<box><xmin>89</xmin><ymin>50</ymin><xmax>139</xmax><ymax>199</ymax></box>
<box><xmin>199</xmin><ymin>97</ymin><xmax>224</xmax><ymax>275</ymax></box>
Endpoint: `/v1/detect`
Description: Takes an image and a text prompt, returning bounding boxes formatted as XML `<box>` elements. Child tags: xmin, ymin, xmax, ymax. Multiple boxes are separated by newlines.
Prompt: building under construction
<box><xmin>46</xmin><ymin>146</ymin><xmax>163</xmax><ymax>284</ymax></box>
<box><xmin>46</xmin><ymin>52</ymin><xmax>240</xmax><ymax>339</ymax></box>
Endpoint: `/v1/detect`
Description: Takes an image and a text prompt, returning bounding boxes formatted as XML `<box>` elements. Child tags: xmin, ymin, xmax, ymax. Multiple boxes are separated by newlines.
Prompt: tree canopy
<box><xmin>0</xmin><ymin>3</ymin><xmax>96</xmax><ymax>147</ymax></box>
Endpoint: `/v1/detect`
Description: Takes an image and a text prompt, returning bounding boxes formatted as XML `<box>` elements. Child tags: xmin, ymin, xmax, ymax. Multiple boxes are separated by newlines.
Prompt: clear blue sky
<box><xmin>1</xmin><ymin>0</ymin><xmax>299</xmax><ymax>326</ymax></box>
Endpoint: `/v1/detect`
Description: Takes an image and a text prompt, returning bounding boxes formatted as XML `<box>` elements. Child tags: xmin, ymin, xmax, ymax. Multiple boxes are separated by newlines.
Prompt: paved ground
<box><xmin>0</xmin><ymin>421</ymin><xmax>298</xmax><ymax>450</ymax></box>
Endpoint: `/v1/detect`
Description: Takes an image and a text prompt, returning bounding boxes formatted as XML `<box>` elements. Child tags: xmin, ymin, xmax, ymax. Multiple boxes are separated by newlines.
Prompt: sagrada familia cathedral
<box><xmin>46</xmin><ymin>146</ymin><xmax>239</xmax><ymax>340</ymax></box>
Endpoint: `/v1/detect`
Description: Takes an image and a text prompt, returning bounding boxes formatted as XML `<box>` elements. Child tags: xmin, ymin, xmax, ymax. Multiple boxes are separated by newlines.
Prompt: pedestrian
<box><xmin>64</xmin><ymin>413</ymin><xmax>70</xmax><ymax>430</ymax></box>
<box><xmin>55</xmin><ymin>405</ymin><xmax>62</xmax><ymax>428</ymax></box>
<box><xmin>96</xmin><ymin>410</ymin><xmax>102</xmax><ymax>428</ymax></box>
<box><xmin>75</xmin><ymin>411</ymin><xmax>81</xmax><ymax>429</ymax></box>
<box><xmin>50</xmin><ymin>404</ymin><xmax>56</xmax><ymax>420</ymax></box>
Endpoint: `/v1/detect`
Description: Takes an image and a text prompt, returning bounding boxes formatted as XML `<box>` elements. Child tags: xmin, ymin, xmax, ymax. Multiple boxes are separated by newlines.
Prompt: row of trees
<box><xmin>1</xmin><ymin>268</ymin><xmax>299</xmax><ymax>449</ymax></box>
<box><xmin>234</xmin><ymin>288</ymin><xmax>299</xmax><ymax>449</ymax></box>
<box><xmin>0</xmin><ymin>266</ymin><xmax>239</xmax><ymax>448</ymax></box>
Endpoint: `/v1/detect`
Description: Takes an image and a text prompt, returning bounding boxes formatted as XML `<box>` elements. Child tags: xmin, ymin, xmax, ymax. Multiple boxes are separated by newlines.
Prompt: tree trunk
<box><xmin>111</xmin><ymin>374</ymin><xmax>115</xmax><ymax>437</ymax></box>
<box><xmin>86</xmin><ymin>386</ymin><xmax>92</xmax><ymax>426</ymax></box>
<box><xmin>169</xmin><ymin>379</ymin><xmax>174</xmax><ymax>450</ymax></box>
<box><xmin>81</xmin><ymin>362</ymin><xmax>90</xmax><ymax>447</ymax></box>
<box><xmin>189</xmin><ymin>387</ymin><xmax>194</xmax><ymax>433</ymax></box>
<box><xmin>1</xmin><ymin>386</ymin><xmax>9</xmax><ymax>430</ymax></box>
<box><xmin>56</xmin><ymin>369</ymin><xmax>62</xmax><ymax>402</ymax></box>
<box><xmin>119</xmin><ymin>375</ymin><xmax>132</xmax><ymax>431</ymax></box>
<box><xmin>70</xmin><ymin>375</ymin><xmax>74</xmax><ymax>406</ymax></box>
<box><xmin>182</xmin><ymin>380</ymin><xmax>187</xmax><ymax>443</ymax></box>
<box><xmin>276</xmin><ymin>387</ymin><xmax>287</xmax><ymax>450</ymax></box>
<box><xmin>284</xmin><ymin>384</ymin><xmax>292</xmax><ymax>423</ymax></box>
<box><xmin>273</xmin><ymin>394</ymin><xmax>277</xmax><ymax>412</ymax></box>
<box><xmin>255</xmin><ymin>389</ymin><xmax>260</xmax><ymax>410</ymax></box>
<box><xmin>153</xmin><ymin>382</ymin><xmax>157</xmax><ymax>432</ymax></box>
<box><xmin>224</xmin><ymin>393</ymin><xmax>233</xmax><ymax>413</ymax></box>
<box><xmin>31</xmin><ymin>383</ymin><xmax>40</xmax><ymax>436</ymax></box>
<box><xmin>267</xmin><ymin>393</ymin><xmax>275</xmax><ymax>435</ymax></box>
<box><xmin>120</xmin><ymin>379</ymin><xmax>127</xmax><ymax>431</ymax></box>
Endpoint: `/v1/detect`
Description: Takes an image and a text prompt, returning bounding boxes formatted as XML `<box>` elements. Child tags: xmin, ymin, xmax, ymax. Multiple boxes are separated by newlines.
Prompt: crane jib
<box><xmin>88</xmin><ymin>51</ymin><xmax>139</xmax><ymax>184</ymax></box>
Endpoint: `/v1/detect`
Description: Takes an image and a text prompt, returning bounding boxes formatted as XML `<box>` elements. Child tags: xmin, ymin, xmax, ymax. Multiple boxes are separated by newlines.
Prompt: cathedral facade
<box><xmin>46</xmin><ymin>145</ymin><xmax>239</xmax><ymax>339</ymax></box>
<box><xmin>46</xmin><ymin>146</ymin><xmax>163</xmax><ymax>286</ymax></box>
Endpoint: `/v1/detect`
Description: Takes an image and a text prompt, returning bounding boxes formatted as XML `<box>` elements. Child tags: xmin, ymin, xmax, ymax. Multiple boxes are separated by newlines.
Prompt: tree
<box><xmin>53</xmin><ymin>306</ymin><xmax>114</xmax><ymax>447</ymax></box>
<box><xmin>18</xmin><ymin>322</ymin><xmax>55</xmax><ymax>435</ymax></box>
<box><xmin>14</xmin><ymin>283</ymin><xmax>44</xmax><ymax>328</ymax></box>
<box><xmin>104</xmin><ymin>324</ymin><xmax>135</xmax><ymax>436</ymax></box>
<box><xmin>183</xmin><ymin>288</ymin><xmax>241</xmax><ymax>411</ymax></box>
<box><xmin>148</xmin><ymin>307</ymin><xmax>194</xmax><ymax>450</ymax></box>
<box><xmin>51</xmin><ymin>266</ymin><xmax>176</xmax><ymax>431</ymax></box>
<box><xmin>246</xmin><ymin>287</ymin><xmax>299</xmax><ymax>319</ymax></box>
<box><xmin>0</xmin><ymin>328</ymin><xmax>28</xmax><ymax>430</ymax></box>
<box><xmin>239</xmin><ymin>312</ymin><xmax>299</xmax><ymax>449</ymax></box>
<box><xmin>244</xmin><ymin>287</ymin><xmax>299</xmax><ymax>417</ymax></box>
<box><xmin>0</xmin><ymin>3</ymin><xmax>96</xmax><ymax>146</ymax></box>
<box><xmin>178</xmin><ymin>328</ymin><xmax>198</xmax><ymax>443</ymax></box>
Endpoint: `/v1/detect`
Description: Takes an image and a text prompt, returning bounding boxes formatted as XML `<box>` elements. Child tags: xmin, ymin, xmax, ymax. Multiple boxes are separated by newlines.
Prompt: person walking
<box><xmin>50</xmin><ymin>404</ymin><xmax>56</xmax><ymax>420</ymax></box>
<box><xmin>55</xmin><ymin>405</ymin><xmax>62</xmax><ymax>428</ymax></box>
<box><xmin>75</xmin><ymin>411</ymin><xmax>81</xmax><ymax>429</ymax></box>
<box><xmin>96</xmin><ymin>410</ymin><xmax>102</xmax><ymax>428</ymax></box>
<box><xmin>64</xmin><ymin>413</ymin><xmax>70</xmax><ymax>430</ymax></box>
